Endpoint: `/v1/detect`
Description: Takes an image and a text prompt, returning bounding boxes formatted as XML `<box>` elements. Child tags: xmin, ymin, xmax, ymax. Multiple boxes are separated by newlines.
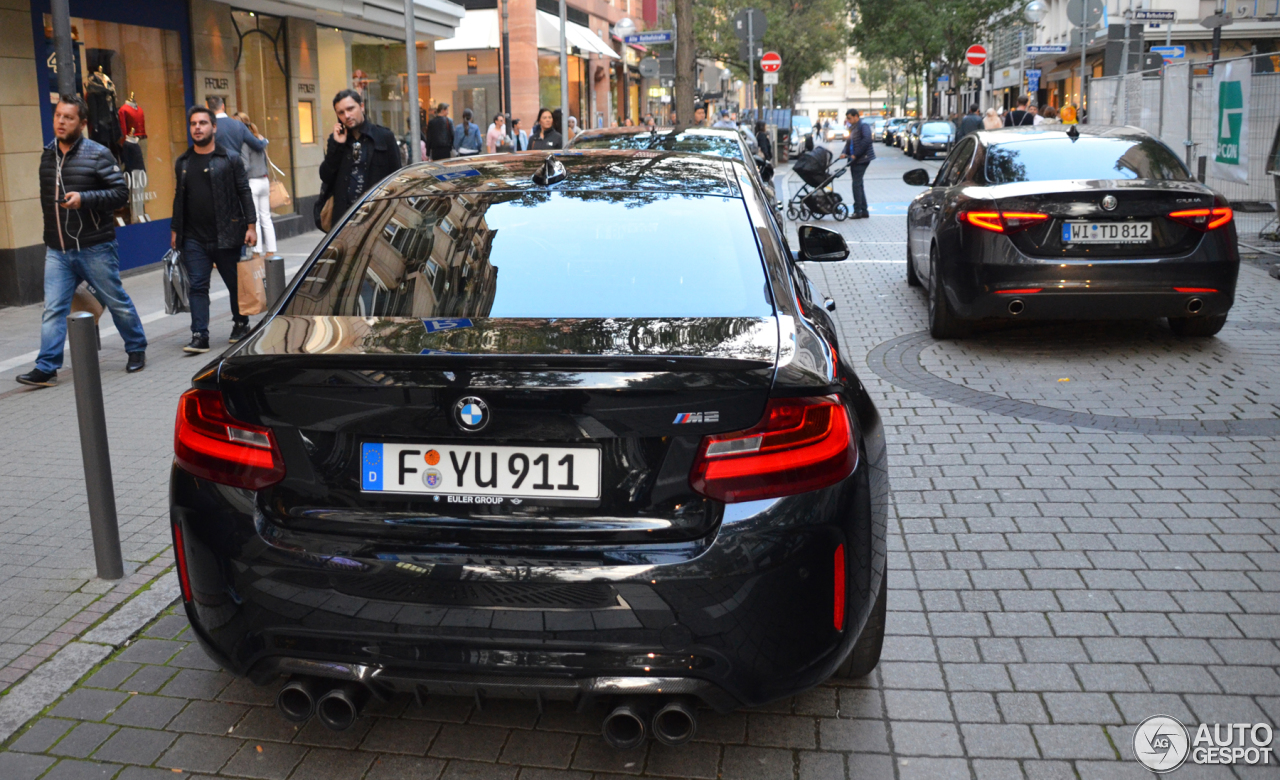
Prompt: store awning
<box><xmin>536</xmin><ymin>10</ymin><xmax>620</xmax><ymax>59</ymax></box>
<box><xmin>435</xmin><ymin>8</ymin><xmax>500</xmax><ymax>51</ymax></box>
<box><xmin>236</xmin><ymin>0</ymin><xmax>464</xmax><ymax>41</ymax></box>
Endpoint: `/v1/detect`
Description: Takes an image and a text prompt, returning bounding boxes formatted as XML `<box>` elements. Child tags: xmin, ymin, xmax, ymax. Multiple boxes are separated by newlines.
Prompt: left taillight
<box><xmin>174</xmin><ymin>388</ymin><xmax>285</xmax><ymax>490</ymax></box>
<box><xmin>959</xmin><ymin>210</ymin><xmax>1050</xmax><ymax>234</ymax></box>
<box><xmin>689</xmin><ymin>395</ymin><xmax>858</xmax><ymax>503</ymax></box>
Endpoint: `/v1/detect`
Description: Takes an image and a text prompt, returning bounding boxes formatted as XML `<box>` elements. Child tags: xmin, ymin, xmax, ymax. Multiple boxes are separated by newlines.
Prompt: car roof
<box><xmin>370</xmin><ymin>150</ymin><xmax>748</xmax><ymax>200</ymax></box>
<box><xmin>976</xmin><ymin>124</ymin><xmax>1152</xmax><ymax>144</ymax></box>
<box><xmin>570</xmin><ymin>126</ymin><xmax>742</xmax><ymax>142</ymax></box>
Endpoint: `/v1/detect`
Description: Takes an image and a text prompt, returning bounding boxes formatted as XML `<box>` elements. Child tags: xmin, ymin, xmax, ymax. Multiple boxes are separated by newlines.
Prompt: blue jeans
<box><xmin>37</xmin><ymin>241</ymin><xmax>147</xmax><ymax>373</ymax></box>
<box><xmin>848</xmin><ymin>161</ymin><xmax>871</xmax><ymax>216</ymax></box>
<box><xmin>184</xmin><ymin>239</ymin><xmax>247</xmax><ymax>337</ymax></box>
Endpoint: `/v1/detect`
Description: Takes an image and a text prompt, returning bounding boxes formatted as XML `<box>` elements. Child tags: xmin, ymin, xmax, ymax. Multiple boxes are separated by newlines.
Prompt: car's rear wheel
<box><xmin>831</xmin><ymin>573</ymin><xmax>886</xmax><ymax>679</ymax></box>
<box><xmin>1168</xmin><ymin>313</ymin><xmax>1227</xmax><ymax>337</ymax></box>
<box><xmin>906</xmin><ymin>243</ymin><xmax>921</xmax><ymax>287</ymax></box>
<box><xmin>928</xmin><ymin>247</ymin><xmax>970</xmax><ymax>339</ymax></box>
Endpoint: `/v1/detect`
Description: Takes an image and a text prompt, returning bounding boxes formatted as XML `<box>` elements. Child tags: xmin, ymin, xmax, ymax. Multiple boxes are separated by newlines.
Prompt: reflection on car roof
<box><xmin>372</xmin><ymin>150</ymin><xmax>743</xmax><ymax>199</ymax></box>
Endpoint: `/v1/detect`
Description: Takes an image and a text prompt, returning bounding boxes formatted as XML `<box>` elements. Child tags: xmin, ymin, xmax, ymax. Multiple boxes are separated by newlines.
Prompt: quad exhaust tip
<box><xmin>1187</xmin><ymin>297</ymin><xmax>1204</xmax><ymax>314</ymax></box>
<box><xmin>276</xmin><ymin>677</ymin><xmax>321</xmax><ymax>723</ymax></box>
<box><xmin>1007</xmin><ymin>299</ymin><xmax>1025</xmax><ymax>315</ymax></box>
<box><xmin>315</xmin><ymin>682</ymin><xmax>370</xmax><ymax>732</ymax></box>
<box><xmin>652</xmin><ymin>698</ymin><xmax>698</xmax><ymax>746</ymax></box>
<box><xmin>602</xmin><ymin>700</ymin><xmax>649</xmax><ymax>750</ymax></box>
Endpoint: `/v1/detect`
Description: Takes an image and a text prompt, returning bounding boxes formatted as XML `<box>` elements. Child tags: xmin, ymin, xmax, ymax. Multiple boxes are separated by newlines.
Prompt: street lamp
<box><xmin>614</xmin><ymin>17</ymin><xmax>637</xmax><ymax>123</ymax></box>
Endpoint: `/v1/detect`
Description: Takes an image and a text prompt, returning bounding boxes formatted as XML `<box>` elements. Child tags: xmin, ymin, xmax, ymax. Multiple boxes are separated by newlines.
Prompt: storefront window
<box><xmin>317</xmin><ymin>27</ymin><xmax>428</xmax><ymax>144</ymax></box>
<box><xmin>58</xmin><ymin>16</ymin><xmax>185</xmax><ymax>225</ymax></box>
<box><xmin>538</xmin><ymin>55</ymin><xmax>586</xmax><ymax>124</ymax></box>
<box><xmin>231</xmin><ymin>10</ymin><xmax>295</xmax><ymax>215</ymax></box>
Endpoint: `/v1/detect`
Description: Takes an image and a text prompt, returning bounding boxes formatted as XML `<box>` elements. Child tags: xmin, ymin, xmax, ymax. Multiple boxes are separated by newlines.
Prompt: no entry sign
<box><xmin>966</xmin><ymin>45</ymin><xmax>988</xmax><ymax>67</ymax></box>
<box><xmin>761</xmin><ymin>51</ymin><xmax>781</xmax><ymax>73</ymax></box>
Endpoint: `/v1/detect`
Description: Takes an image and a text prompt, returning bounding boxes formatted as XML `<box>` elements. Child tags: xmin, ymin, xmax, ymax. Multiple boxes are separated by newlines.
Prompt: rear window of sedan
<box><xmin>985</xmin><ymin>136</ymin><xmax>1191</xmax><ymax>184</ymax></box>
<box><xmin>921</xmin><ymin>122</ymin><xmax>953</xmax><ymax>135</ymax></box>
<box><xmin>285</xmin><ymin>192</ymin><xmax>773</xmax><ymax>319</ymax></box>
<box><xmin>571</xmin><ymin>133</ymin><xmax>743</xmax><ymax>160</ymax></box>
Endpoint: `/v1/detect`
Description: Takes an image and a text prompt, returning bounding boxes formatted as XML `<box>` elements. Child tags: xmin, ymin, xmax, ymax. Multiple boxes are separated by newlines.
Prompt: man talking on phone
<box><xmin>19</xmin><ymin>94</ymin><xmax>147</xmax><ymax>387</ymax></box>
<box><xmin>317</xmin><ymin>90</ymin><xmax>400</xmax><ymax>229</ymax></box>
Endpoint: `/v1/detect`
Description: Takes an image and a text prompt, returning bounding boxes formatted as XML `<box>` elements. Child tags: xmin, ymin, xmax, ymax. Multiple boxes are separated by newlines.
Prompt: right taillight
<box><xmin>174</xmin><ymin>389</ymin><xmax>285</xmax><ymax>490</ymax></box>
<box><xmin>689</xmin><ymin>395</ymin><xmax>858</xmax><ymax>503</ymax></box>
<box><xmin>1168</xmin><ymin>205</ymin><xmax>1233</xmax><ymax>231</ymax></box>
<box><xmin>959</xmin><ymin>210</ymin><xmax>1049</xmax><ymax>234</ymax></box>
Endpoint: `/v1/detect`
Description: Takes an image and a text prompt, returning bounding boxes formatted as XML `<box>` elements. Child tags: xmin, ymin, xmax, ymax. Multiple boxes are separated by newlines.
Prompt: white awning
<box><xmin>536</xmin><ymin>10</ymin><xmax>620</xmax><ymax>59</ymax></box>
<box><xmin>435</xmin><ymin>8</ymin><xmax>500</xmax><ymax>51</ymax></box>
<box><xmin>231</xmin><ymin>0</ymin><xmax>464</xmax><ymax>41</ymax></box>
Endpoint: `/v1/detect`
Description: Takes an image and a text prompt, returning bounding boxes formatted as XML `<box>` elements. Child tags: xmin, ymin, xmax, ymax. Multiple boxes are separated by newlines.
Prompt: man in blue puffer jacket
<box><xmin>839</xmin><ymin>108</ymin><xmax>876</xmax><ymax>220</ymax></box>
<box><xmin>18</xmin><ymin>94</ymin><xmax>148</xmax><ymax>387</ymax></box>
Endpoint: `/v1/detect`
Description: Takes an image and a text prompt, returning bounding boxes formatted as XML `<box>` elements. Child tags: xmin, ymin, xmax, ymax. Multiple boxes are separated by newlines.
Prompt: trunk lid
<box><xmin>991</xmin><ymin>180</ymin><xmax>1213</xmax><ymax>259</ymax></box>
<box><xmin>216</xmin><ymin>315</ymin><xmax>778</xmax><ymax>545</ymax></box>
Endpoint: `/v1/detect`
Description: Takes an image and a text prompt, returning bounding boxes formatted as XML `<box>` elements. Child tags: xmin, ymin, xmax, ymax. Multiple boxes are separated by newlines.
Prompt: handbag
<box><xmin>267</xmin><ymin>156</ymin><xmax>291</xmax><ymax>209</ymax></box>
<box><xmin>162</xmin><ymin>248</ymin><xmax>190</xmax><ymax>315</ymax></box>
<box><xmin>237</xmin><ymin>254</ymin><xmax>268</xmax><ymax>316</ymax></box>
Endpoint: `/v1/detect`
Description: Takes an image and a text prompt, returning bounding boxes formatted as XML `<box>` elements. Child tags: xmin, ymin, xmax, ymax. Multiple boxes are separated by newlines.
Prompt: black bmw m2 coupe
<box><xmin>170</xmin><ymin>151</ymin><xmax>888</xmax><ymax>749</ymax></box>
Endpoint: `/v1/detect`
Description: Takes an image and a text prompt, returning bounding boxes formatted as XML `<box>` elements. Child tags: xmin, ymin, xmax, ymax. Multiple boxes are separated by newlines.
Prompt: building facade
<box><xmin>793</xmin><ymin>48</ymin><xmax>891</xmax><ymax>122</ymax></box>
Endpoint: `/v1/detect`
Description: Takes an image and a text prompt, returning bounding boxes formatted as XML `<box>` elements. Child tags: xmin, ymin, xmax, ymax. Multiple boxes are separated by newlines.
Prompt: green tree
<box><xmin>693</xmin><ymin>0</ymin><xmax>850</xmax><ymax>108</ymax></box>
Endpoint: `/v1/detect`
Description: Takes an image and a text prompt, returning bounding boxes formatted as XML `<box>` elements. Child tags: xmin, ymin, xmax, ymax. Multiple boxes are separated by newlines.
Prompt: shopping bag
<box><xmin>267</xmin><ymin>157</ymin><xmax>292</xmax><ymax>209</ymax></box>
<box><xmin>162</xmin><ymin>248</ymin><xmax>190</xmax><ymax>315</ymax></box>
<box><xmin>237</xmin><ymin>254</ymin><xmax>268</xmax><ymax>316</ymax></box>
<box><xmin>71</xmin><ymin>281</ymin><xmax>104</xmax><ymax>323</ymax></box>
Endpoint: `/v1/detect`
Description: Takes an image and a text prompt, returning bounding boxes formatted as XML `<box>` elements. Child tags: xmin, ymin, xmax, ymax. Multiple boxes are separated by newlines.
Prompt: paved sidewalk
<box><xmin>0</xmin><ymin>232</ymin><xmax>323</xmax><ymax>687</ymax></box>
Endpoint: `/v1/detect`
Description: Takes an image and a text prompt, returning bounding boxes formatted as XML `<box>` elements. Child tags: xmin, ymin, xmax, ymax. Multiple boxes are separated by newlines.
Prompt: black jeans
<box><xmin>184</xmin><ymin>239</ymin><xmax>246</xmax><ymax>337</ymax></box>
<box><xmin>848</xmin><ymin>161</ymin><xmax>871</xmax><ymax>216</ymax></box>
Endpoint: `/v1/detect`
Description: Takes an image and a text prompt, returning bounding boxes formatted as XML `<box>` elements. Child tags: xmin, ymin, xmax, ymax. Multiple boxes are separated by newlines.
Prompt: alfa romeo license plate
<box><xmin>1063</xmin><ymin>221</ymin><xmax>1151</xmax><ymax>244</ymax></box>
<box><xmin>361</xmin><ymin>442</ymin><xmax>601</xmax><ymax>500</ymax></box>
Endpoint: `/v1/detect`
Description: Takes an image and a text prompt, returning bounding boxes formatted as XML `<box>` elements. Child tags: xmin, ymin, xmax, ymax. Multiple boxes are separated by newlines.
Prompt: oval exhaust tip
<box><xmin>1007</xmin><ymin>299</ymin><xmax>1025</xmax><ymax>315</ymax></box>
<box><xmin>1187</xmin><ymin>297</ymin><xmax>1203</xmax><ymax>314</ymax></box>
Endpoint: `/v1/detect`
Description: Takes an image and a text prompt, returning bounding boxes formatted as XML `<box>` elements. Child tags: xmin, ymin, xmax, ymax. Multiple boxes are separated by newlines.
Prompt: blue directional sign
<box><xmin>1134</xmin><ymin>9</ymin><xmax>1176</xmax><ymax>20</ymax></box>
<box><xmin>421</xmin><ymin>318</ymin><xmax>473</xmax><ymax>333</ymax></box>
<box><xmin>1026</xmin><ymin>69</ymin><xmax>1041</xmax><ymax>93</ymax></box>
<box><xmin>624</xmin><ymin>31</ymin><xmax>672</xmax><ymax>44</ymax></box>
<box><xmin>1151</xmin><ymin>45</ymin><xmax>1186</xmax><ymax>60</ymax></box>
<box><xmin>433</xmin><ymin>169</ymin><xmax>480</xmax><ymax>182</ymax></box>
<box><xmin>1026</xmin><ymin>44</ymin><xmax>1069</xmax><ymax>55</ymax></box>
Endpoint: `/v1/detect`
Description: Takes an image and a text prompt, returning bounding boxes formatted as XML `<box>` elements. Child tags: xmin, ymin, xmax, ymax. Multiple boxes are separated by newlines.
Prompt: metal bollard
<box><xmin>265</xmin><ymin>255</ymin><xmax>286</xmax><ymax>308</ymax></box>
<box><xmin>67</xmin><ymin>312</ymin><xmax>124</xmax><ymax>580</ymax></box>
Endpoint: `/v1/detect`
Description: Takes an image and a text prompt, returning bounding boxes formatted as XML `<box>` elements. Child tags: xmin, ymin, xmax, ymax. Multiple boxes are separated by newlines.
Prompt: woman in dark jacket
<box><xmin>528</xmin><ymin>108</ymin><xmax>563</xmax><ymax>150</ymax></box>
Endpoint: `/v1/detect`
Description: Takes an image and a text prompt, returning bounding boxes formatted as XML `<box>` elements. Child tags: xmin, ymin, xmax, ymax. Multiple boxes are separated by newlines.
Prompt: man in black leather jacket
<box><xmin>171</xmin><ymin>106</ymin><xmax>257</xmax><ymax>353</ymax></box>
<box><xmin>18</xmin><ymin>94</ymin><xmax>148</xmax><ymax>387</ymax></box>
<box><xmin>317</xmin><ymin>90</ymin><xmax>401</xmax><ymax>229</ymax></box>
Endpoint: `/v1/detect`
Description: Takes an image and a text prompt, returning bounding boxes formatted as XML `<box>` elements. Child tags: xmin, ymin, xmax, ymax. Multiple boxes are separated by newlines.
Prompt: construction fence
<box><xmin>1088</xmin><ymin>52</ymin><xmax>1280</xmax><ymax>247</ymax></box>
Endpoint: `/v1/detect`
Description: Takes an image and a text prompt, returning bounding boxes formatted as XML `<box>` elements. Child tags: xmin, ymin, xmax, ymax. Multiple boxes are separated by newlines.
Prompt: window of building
<box><xmin>231</xmin><ymin>10</ymin><xmax>296</xmax><ymax>214</ymax></box>
<box><xmin>467</xmin><ymin>54</ymin><xmax>478</xmax><ymax>74</ymax></box>
<box><xmin>297</xmin><ymin>99</ymin><xmax>315</xmax><ymax>144</ymax></box>
<box><xmin>53</xmin><ymin>15</ymin><xmax>186</xmax><ymax>225</ymax></box>
<box><xmin>819</xmin><ymin>79</ymin><xmax>834</xmax><ymax>87</ymax></box>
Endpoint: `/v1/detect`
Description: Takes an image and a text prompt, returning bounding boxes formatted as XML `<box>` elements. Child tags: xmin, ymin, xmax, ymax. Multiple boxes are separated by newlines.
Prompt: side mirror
<box><xmin>903</xmin><ymin>168</ymin><xmax>930</xmax><ymax>186</ymax></box>
<box><xmin>797</xmin><ymin>225</ymin><xmax>849</xmax><ymax>262</ymax></box>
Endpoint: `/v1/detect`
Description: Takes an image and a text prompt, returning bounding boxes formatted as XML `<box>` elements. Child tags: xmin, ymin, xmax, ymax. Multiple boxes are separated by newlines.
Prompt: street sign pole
<box><xmin>747</xmin><ymin>13</ymin><xmax>754</xmax><ymax>114</ymax></box>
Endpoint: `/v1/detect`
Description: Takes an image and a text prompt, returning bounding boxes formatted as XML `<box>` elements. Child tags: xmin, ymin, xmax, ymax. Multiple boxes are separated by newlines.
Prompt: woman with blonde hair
<box><xmin>982</xmin><ymin>107</ymin><xmax>1003</xmax><ymax>130</ymax></box>
<box><xmin>236</xmin><ymin>112</ymin><xmax>278</xmax><ymax>260</ymax></box>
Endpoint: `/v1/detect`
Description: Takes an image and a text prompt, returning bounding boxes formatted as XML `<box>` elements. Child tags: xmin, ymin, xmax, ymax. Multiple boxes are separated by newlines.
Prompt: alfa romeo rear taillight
<box><xmin>959</xmin><ymin>210</ymin><xmax>1049</xmax><ymax>234</ymax></box>
<box><xmin>174</xmin><ymin>389</ymin><xmax>285</xmax><ymax>490</ymax></box>
<box><xmin>1168</xmin><ymin>205</ymin><xmax>1233</xmax><ymax>231</ymax></box>
<box><xmin>689</xmin><ymin>395</ymin><xmax>858</xmax><ymax>503</ymax></box>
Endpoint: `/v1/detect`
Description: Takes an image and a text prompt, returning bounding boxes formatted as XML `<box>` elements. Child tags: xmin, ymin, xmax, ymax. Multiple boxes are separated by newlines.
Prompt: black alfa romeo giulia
<box><xmin>903</xmin><ymin>125</ymin><xmax>1240</xmax><ymax>338</ymax></box>
<box><xmin>170</xmin><ymin>151</ymin><xmax>889</xmax><ymax>748</ymax></box>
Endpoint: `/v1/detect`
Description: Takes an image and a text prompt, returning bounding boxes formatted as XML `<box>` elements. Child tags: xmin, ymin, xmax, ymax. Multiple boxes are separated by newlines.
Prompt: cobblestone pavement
<box><xmin>1</xmin><ymin>148</ymin><xmax>1277</xmax><ymax>779</ymax></box>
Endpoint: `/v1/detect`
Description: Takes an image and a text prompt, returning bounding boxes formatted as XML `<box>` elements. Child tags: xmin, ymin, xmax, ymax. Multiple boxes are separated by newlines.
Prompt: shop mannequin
<box><xmin>118</xmin><ymin>92</ymin><xmax>148</xmax><ymax>222</ymax></box>
<box><xmin>86</xmin><ymin>66</ymin><xmax>121</xmax><ymax>149</ymax></box>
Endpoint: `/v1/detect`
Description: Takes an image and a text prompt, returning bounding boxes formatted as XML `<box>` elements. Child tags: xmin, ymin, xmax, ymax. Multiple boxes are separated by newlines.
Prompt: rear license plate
<box><xmin>1062</xmin><ymin>221</ymin><xmax>1152</xmax><ymax>244</ymax></box>
<box><xmin>362</xmin><ymin>443</ymin><xmax>601</xmax><ymax>500</ymax></box>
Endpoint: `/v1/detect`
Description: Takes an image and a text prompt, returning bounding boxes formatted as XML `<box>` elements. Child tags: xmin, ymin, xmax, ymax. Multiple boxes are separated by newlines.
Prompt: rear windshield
<box><xmin>922</xmin><ymin>123</ymin><xmax>953</xmax><ymax>135</ymax></box>
<box><xmin>571</xmin><ymin>132</ymin><xmax>742</xmax><ymax>159</ymax></box>
<box><xmin>985</xmin><ymin>136</ymin><xmax>1191</xmax><ymax>184</ymax></box>
<box><xmin>285</xmin><ymin>192</ymin><xmax>773</xmax><ymax>319</ymax></box>
<box><xmin>792</xmin><ymin>117</ymin><xmax>813</xmax><ymax>131</ymax></box>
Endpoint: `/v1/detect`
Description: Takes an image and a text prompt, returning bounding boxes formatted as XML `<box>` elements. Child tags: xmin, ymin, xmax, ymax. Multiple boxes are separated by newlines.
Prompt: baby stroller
<box><xmin>786</xmin><ymin>147</ymin><xmax>849</xmax><ymax>222</ymax></box>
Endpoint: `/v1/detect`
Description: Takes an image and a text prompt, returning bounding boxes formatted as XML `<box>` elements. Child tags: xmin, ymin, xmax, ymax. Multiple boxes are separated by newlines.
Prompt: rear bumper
<box><xmin>171</xmin><ymin>439</ymin><xmax>889</xmax><ymax>711</ymax></box>
<box><xmin>944</xmin><ymin>231</ymin><xmax>1240</xmax><ymax>321</ymax></box>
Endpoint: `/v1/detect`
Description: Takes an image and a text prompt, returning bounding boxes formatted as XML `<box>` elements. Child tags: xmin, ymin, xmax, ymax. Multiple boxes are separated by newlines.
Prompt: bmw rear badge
<box><xmin>454</xmin><ymin>396</ymin><xmax>489</xmax><ymax>432</ymax></box>
<box><xmin>1102</xmin><ymin>195</ymin><xmax>1118</xmax><ymax>211</ymax></box>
